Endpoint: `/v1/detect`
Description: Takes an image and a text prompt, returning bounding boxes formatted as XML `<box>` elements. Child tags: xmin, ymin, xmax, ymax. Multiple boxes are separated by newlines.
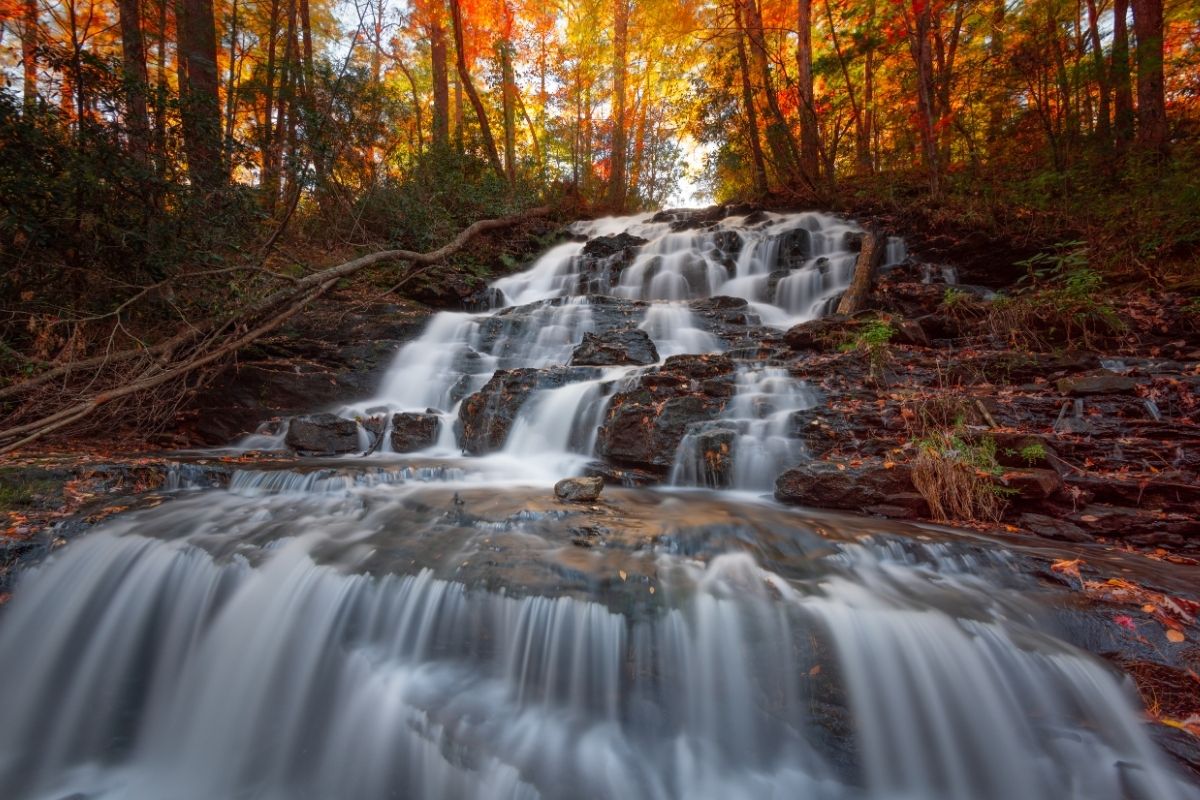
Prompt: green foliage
<box><xmin>912</xmin><ymin>431</ymin><xmax>1011</xmax><ymax>523</ymax></box>
<box><xmin>941</xmin><ymin>287</ymin><xmax>971</xmax><ymax>309</ymax></box>
<box><xmin>842</xmin><ymin>319</ymin><xmax>895</xmax><ymax>380</ymax></box>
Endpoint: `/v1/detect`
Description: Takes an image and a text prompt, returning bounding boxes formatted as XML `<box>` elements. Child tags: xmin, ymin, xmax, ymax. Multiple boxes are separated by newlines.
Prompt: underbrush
<box><xmin>912</xmin><ymin>430</ymin><xmax>1011</xmax><ymax>523</ymax></box>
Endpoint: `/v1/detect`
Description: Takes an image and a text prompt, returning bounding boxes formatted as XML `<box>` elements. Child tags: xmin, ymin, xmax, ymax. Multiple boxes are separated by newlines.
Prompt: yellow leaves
<box><xmin>1165</xmin><ymin>628</ymin><xmax>1185</xmax><ymax>643</ymax></box>
<box><xmin>618</xmin><ymin>570</ymin><xmax>627</xmax><ymax>582</ymax></box>
<box><xmin>808</xmin><ymin>664</ymin><xmax>821</xmax><ymax>677</ymax></box>
<box><xmin>1050</xmin><ymin>558</ymin><xmax>1083</xmax><ymax>581</ymax></box>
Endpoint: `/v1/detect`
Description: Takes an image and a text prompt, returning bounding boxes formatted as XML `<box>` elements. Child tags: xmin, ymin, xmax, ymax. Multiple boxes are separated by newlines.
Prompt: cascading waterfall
<box><xmin>2</xmin><ymin>209</ymin><xmax>1194</xmax><ymax>800</ymax></box>
<box><xmin>0</xmin><ymin>487</ymin><xmax>1194</xmax><ymax>800</ymax></box>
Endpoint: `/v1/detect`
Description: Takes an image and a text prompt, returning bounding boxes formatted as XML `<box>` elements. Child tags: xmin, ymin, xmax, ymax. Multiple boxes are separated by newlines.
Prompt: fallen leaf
<box><xmin>1166</xmin><ymin>628</ymin><xmax>1185</xmax><ymax>643</ymax></box>
<box><xmin>618</xmin><ymin>570</ymin><xmax>627</xmax><ymax>582</ymax></box>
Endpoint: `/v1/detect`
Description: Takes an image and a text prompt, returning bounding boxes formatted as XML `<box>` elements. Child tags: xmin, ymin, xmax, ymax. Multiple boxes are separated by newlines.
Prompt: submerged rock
<box><xmin>774</xmin><ymin>460</ymin><xmax>929</xmax><ymax>518</ymax></box>
<box><xmin>390</xmin><ymin>412</ymin><xmax>440</xmax><ymax>452</ymax></box>
<box><xmin>570</xmin><ymin>329</ymin><xmax>659</xmax><ymax>366</ymax></box>
<box><xmin>285</xmin><ymin>413</ymin><xmax>359</xmax><ymax>454</ymax></box>
<box><xmin>554</xmin><ymin>476</ymin><xmax>604</xmax><ymax>502</ymax></box>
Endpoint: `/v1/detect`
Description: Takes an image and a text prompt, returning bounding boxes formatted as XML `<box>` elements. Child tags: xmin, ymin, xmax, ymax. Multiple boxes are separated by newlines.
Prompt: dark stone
<box><xmin>582</xmin><ymin>462</ymin><xmax>662</xmax><ymax>487</ymax></box>
<box><xmin>778</xmin><ymin>228</ymin><xmax>813</xmax><ymax>269</ymax></box>
<box><xmin>582</xmin><ymin>232</ymin><xmax>648</xmax><ymax>259</ymax></box>
<box><xmin>595</xmin><ymin>355</ymin><xmax>735</xmax><ymax>471</ymax></box>
<box><xmin>555</xmin><ymin>476</ymin><xmax>605</xmax><ymax>502</ymax></box>
<box><xmin>784</xmin><ymin>317</ymin><xmax>857</xmax><ymax>351</ymax></box>
<box><xmin>1017</xmin><ymin>513</ymin><xmax>1092</xmax><ymax>542</ymax></box>
<box><xmin>842</xmin><ymin>231</ymin><xmax>864</xmax><ymax>252</ymax></box>
<box><xmin>391</xmin><ymin>412</ymin><xmax>441</xmax><ymax>452</ymax></box>
<box><xmin>999</xmin><ymin>468</ymin><xmax>1063</xmax><ymax>501</ymax></box>
<box><xmin>775</xmin><ymin>461</ymin><xmax>929</xmax><ymax>517</ymax></box>
<box><xmin>892</xmin><ymin>319</ymin><xmax>931</xmax><ymax>348</ymax></box>
<box><xmin>570</xmin><ymin>328</ymin><xmax>659</xmax><ymax>366</ymax></box>
<box><xmin>285</xmin><ymin>413</ymin><xmax>360</xmax><ymax>454</ymax></box>
<box><xmin>1057</xmin><ymin>372</ymin><xmax>1139</xmax><ymax>395</ymax></box>
<box><xmin>458</xmin><ymin>366</ymin><xmax>597</xmax><ymax>455</ymax></box>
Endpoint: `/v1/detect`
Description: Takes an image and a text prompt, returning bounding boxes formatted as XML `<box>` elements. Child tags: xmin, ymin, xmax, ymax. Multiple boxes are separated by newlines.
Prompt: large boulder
<box><xmin>554</xmin><ymin>476</ymin><xmax>604</xmax><ymax>502</ymax></box>
<box><xmin>285</xmin><ymin>413</ymin><xmax>360</xmax><ymax>454</ymax></box>
<box><xmin>595</xmin><ymin>354</ymin><xmax>735</xmax><ymax>472</ymax></box>
<box><xmin>582</xmin><ymin>232</ymin><xmax>648</xmax><ymax>259</ymax></box>
<box><xmin>774</xmin><ymin>460</ymin><xmax>929</xmax><ymax>518</ymax></box>
<box><xmin>391</xmin><ymin>412</ymin><xmax>440</xmax><ymax>452</ymax></box>
<box><xmin>458</xmin><ymin>366</ymin><xmax>597</xmax><ymax>454</ymax></box>
<box><xmin>570</xmin><ymin>329</ymin><xmax>659</xmax><ymax>366</ymax></box>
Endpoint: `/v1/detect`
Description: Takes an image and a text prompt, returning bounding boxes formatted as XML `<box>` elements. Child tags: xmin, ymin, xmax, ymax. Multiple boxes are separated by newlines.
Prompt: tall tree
<box><xmin>21</xmin><ymin>0</ymin><xmax>39</xmax><ymax>109</ymax></box>
<box><xmin>795</xmin><ymin>0</ymin><xmax>820</xmax><ymax>183</ymax></box>
<box><xmin>117</xmin><ymin>0</ymin><xmax>152</xmax><ymax>163</ymax></box>
<box><xmin>448</xmin><ymin>0</ymin><xmax>506</xmax><ymax>181</ymax></box>
<box><xmin>1083</xmin><ymin>0</ymin><xmax>1111</xmax><ymax>143</ymax></box>
<box><xmin>607</xmin><ymin>0</ymin><xmax>629</xmax><ymax>209</ymax></box>
<box><xmin>429</xmin><ymin>13</ymin><xmax>451</xmax><ymax>149</ymax></box>
<box><xmin>1131</xmin><ymin>0</ymin><xmax>1168</xmax><ymax>155</ymax></box>
<box><xmin>176</xmin><ymin>0</ymin><xmax>224</xmax><ymax>189</ymax></box>
<box><xmin>733</xmin><ymin>4</ymin><xmax>768</xmax><ymax>195</ymax></box>
<box><xmin>1112</xmin><ymin>0</ymin><xmax>1135</xmax><ymax>148</ymax></box>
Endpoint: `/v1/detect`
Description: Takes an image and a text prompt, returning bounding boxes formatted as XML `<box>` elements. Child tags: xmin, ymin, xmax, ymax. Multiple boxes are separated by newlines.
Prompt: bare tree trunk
<box><xmin>500</xmin><ymin>39</ymin><xmax>517</xmax><ymax>182</ymax></box>
<box><xmin>449</xmin><ymin>0</ymin><xmax>505</xmax><ymax>182</ymax></box>
<box><xmin>430</xmin><ymin>19</ymin><xmax>450</xmax><ymax>149</ymax></box>
<box><xmin>1131</xmin><ymin>0</ymin><xmax>1168</xmax><ymax>156</ymax></box>
<box><xmin>118</xmin><ymin>0</ymin><xmax>152</xmax><ymax>164</ymax></box>
<box><xmin>836</xmin><ymin>229</ymin><xmax>884</xmax><ymax>315</ymax></box>
<box><xmin>22</xmin><ymin>0</ymin><xmax>39</xmax><ymax>110</ymax></box>
<box><xmin>1084</xmin><ymin>0</ymin><xmax>1111</xmax><ymax>143</ymax></box>
<box><xmin>796</xmin><ymin>0</ymin><xmax>820</xmax><ymax>183</ymax></box>
<box><xmin>607</xmin><ymin>0</ymin><xmax>629</xmax><ymax>210</ymax></box>
<box><xmin>733</xmin><ymin>2</ymin><xmax>768</xmax><ymax>195</ymax></box>
<box><xmin>1112</xmin><ymin>0</ymin><xmax>1135</xmax><ymax>149</ymax></box>
<box><xmin>176</xmin><ymin>0</ymin><xmax>224</xmax><ymax>190</ymax></box>
<box><xmin>906</xmin><ymin>1</ymin><xmax>940</xmax><ymax>196</ymax></box>
<box><xmin>740</xmin><ymin>0</ymin><xmax>802</xmax><ymax>185</ymax></box>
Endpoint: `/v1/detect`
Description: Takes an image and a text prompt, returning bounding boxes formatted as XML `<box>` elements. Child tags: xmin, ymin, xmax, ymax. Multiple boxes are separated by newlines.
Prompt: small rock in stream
<box><xmin>555</xmin><ymin>476</ymin><xmax>605</xmax><ymax>503</ymax></box>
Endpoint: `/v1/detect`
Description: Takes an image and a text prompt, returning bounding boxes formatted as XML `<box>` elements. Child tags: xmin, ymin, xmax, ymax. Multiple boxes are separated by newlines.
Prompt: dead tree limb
<box><xmin>836</xmin><ymin>228</ymin><xmax>886</xmax><ymax>316</ymax></box>
<box><xmin>0</xmin><ymin>205</ymin><xmax>553</xmax><ymax>452</ymax></box>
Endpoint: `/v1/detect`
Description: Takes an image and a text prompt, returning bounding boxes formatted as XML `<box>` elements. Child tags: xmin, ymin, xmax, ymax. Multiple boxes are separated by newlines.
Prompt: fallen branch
<box><xmin>0</xmin><ymin>205</ymin><xmax>553</xmax><ymax>452</ymax></box>
<box><xmin>836</xmin><ymin>228</ymin><xmax>885</xmax><ymax>316</ymax></box>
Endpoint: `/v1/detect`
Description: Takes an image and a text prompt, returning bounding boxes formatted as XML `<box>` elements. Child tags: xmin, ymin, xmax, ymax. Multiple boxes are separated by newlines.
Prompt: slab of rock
<box><xmin>285</xmin><ymin>413</ymin><xmax>359</xmax><ymax>454</ymax></box>
<box><xmin>595</xmin><ymin>355</ymin><xmax>735</xmax><ymax>471</ymax></box>
<box><xmin>783</xmin><ymin>317</ymin><xmax>857</xmax><ymax>351</ymax></box>
<box><xmin>458</xmin><ymin>366</ymin><xmax>598</xmax><ymax>455</ymax></box>
<box><xmin>555</xmin><ymin>476</ymin><xmax>604</xmax><ymax>502</ymax></box>
<box><xmin>999</xmin><ymin>468</ymin><xmax>1063</xmax><ymax>501</ymax></box>
<box><xmin>581</xmin><ymin>232</ymin><xmax>647</xmax><ymax>259</ymax></box>
<box><xmin>1057</xmin><ymin>373</ymin><xmax>1138</xmax><ymax>395</ymax></box>
<box><xmin>1017</xmin><ymin>513</ymin><xmax>1092</xmax><ymax>542</ymax></box>
<box><xmin>391</xmin><ymin>412</ymin><xmax>440</xmax><ymax>452</ymax></box>
<box><xmin>570</xmin><ymin>329</ymin><xmax>659</xmax><ymax>366</ymax></box>
<box><xmin>774</xmin><ymin>460</ymin><xmax>929</xmax><ymax>517</ymax></box>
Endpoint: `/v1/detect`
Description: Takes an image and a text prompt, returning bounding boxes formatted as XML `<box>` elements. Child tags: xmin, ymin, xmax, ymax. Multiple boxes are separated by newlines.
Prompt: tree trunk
<box><xmin>118</xmin><ymin>0</ymin><xmax>152</xmax><ymax>164</ymax></box>
<box><xmin>907</xmin><ymin>1</ymin><xmax>940</xmax><ymax>196</ymax></box>
<box><xmin>1131</xmin><ymin>0</ymin><xmax>1168</xmax><ymax>155</ymax></box>
<box><xmin>176</xmin><ymin>0</ymin><xmax>224</xmax><ymax>190</ymax></box>
<box><xmin>607</xmin><ymin>0</ymin><xmax>629</xmax><ymax>210</ymax></box>
<box><xmin>21</xmin><ymin>0</ymin><xmax>38</xmax><ymax>110</ymax></box>
<box><xmin>733</xmin><ymin>2</ymin><xmax>768</xmax><ymax>195</ymax></box>
<box><xmin>835</xmin><ymin>229</ymin><xmax>884</xmax><ymax>315</ymax></box>
<box><xmin>796</xmin><ymin>0</ymin><xmax>820</xmax><ymax>183</ymax></box>
<box><xmin>740</xmin><ymin>0</ymin><xmax>802</xmax><ymax>185</ymax></box>
<box><xmin>1083</xmin><ymin>0</ymin><xmax>1111</xmax><ymax>143</ymax></box>
<box><xmin>500</xmin><ymin>39</ymin><xmax>517</xmax><ymax>183</ymax></box>
<box><xmin>1112</xmin><ymin>0</ymin><xmax>1135</xmax><ymax>149</ymax></box>
<box><xmin>449</xmin><ymin>0</ymin><xmax>506</xmax><ymax>182</ymax></box>
<box><xmin>431</xmin><ymin>20</ymin><xmax>450</xmax><ymax>149</ymax></box>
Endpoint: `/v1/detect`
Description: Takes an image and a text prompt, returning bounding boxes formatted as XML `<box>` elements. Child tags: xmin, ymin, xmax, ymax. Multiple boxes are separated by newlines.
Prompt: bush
<box><xmin>912</xmin><ymin>431</ymin><xmax>1010</xmax><ymax>523</ymax></box>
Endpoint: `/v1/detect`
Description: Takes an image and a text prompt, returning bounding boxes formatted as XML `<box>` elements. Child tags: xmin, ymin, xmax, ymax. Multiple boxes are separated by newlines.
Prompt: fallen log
<box><xmin>0</xmin><ymin>205</ymin><xmax>553</xmax><ymax>454</ymax></box>
<box><xmin>835</xmin><ymin>228</ymin><xmax>886</xmax><ymax>316</ymax></box>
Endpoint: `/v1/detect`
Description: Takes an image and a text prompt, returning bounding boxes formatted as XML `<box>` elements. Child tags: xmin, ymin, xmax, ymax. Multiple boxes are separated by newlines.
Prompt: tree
<box><xmin>1131</xmin><ymin>0</ymin><xmax>1168</xmax><ymax>155</ymax></box>
<box><xmin>176</xmin><ymin>0</ymin><xmax>224</xmax><ymax>189</ymax></box>
<box><xmin>449</xmin><ymin>0</ymin><xmax>506</xmax><ymax>182</ymax></box>
<box><xmin>607</xmin><ymin>0</ymin><xmax>629</xmax><ymax>209</ymax></box>
<box><xmin>117</xmin><ymin>0</ymin><xmax>152</xmax><ymax>163</ymax></box>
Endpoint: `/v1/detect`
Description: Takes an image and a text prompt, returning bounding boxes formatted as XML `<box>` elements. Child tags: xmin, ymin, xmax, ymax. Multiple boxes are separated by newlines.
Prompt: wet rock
<box><xmin>555</xmin><ymin>476</ymin><xmax>605</xmax><ymax>502</ymax></box>
<box><xmin>285</xmin><ymin>413</ymin><xmax>359</xmax><ymax>454</ymax></box>
<box><xmin>570</xmin><ymin>329</ymin><xmax>659</xmax><ymax>366</ymax></box>
<box><xmin>1057</xmin><ymin>372</ymin><xmax>1139</xmax><ymax>395</ymax></box>
<box><xmin>999</xmin><ymin>468</ymin><xmax>1063</xmax><ymax>501</ymax></box>
<box><xmin>775</xmin><ymin>461</ymin><xmax>929</xmax><ymax>517</ymax></box>
<box><xmin>778</xmin><ymin>228</ymin><xmax>813</xmax><ymax>269</ymax></box>
<box><xmin>683</xmin><ymin>427</ymin><xmax>738</xmax><ymax>486</ymax></box>
<box><xmin>843</xmin><ymin>231</ymin><xmax>864</xmax><ymax>252</ymax></box>
<box><xmin>595</xmin><ymin>355</ymin><xmax>735</xmax><ymax>471</ymax></box>
<box><xmin>1017</xmin><ymin>513</ymin><xmax>1092</xmax><ymax>542</ymax></box>
<box><xmin>690</xmin><ymin>295</ymin><xmax>759</xmax><ymax>329</ymax></box>
<box><xmin>391</xmin><ymin>412</ymin><xmax>441</xmax><ymax>452</ymax></box>
<box><xmin>784</xmin><ymin>317</ymin><xmax>857</xmax><ymax>351</ymax></box>
<box><xmin>581</xmin><ymin>232</ymin><xmax>648</xmax><ymax>259</ymax></box>
<box><xmin>459</xmin><ymin>367</ymin><xmax>597</xmax><ymax>455</ymax></box>
<box><xmin>892</xmin><ymin>319</ymin><xmax>931</xmax><ymax>348</ymax></box>
<box><xmin>582</xmin><ymin>462</ymin><xmax>662</xmax><ymax>487</ymax></box>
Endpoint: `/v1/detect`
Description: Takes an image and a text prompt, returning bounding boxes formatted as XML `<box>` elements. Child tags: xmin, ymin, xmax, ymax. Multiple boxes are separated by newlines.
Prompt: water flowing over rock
<box><xmin>284</xmin><ymin>413</ymin><xmax>362</xmax><ymax>454</ymax></box>
<box><xmin>570</xmin><ymin>328</ymin><xmax>659</xmax><ymax>366</ymax></box>
<box><xmin>390</xmin><ymin>412</ymin><xmax>441</xmax><ymax>452</ymax></box>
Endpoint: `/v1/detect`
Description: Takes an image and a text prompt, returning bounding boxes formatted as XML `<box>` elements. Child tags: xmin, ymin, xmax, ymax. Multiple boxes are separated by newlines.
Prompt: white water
<box><xmin>0</xmin><ymin>486</ymin><xmax>1194</xmax><ymax>800</ymax></box>
<box><xmin>3</xmin><ymin>210</ymin><xmax>1194</xmax><ymax>799</ymax></box>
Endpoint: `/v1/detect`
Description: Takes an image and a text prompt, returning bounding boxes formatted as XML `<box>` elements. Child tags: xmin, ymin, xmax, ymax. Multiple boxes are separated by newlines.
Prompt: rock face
<box><xmin>581</xmin><ymin>232</ymin><xmax>648</xmax><ymax>259</ymax></box>
<box><xmin>391</xmin><ymin>412</ymin><xmax>440</xmax><ymax>452</ymax></box>
<box><xmin>774</xmin><ymin>460</ymin><xmax>929</xmax><ymax>518</ymax></box>
<box><xmin>784</xmin><ymin>317</ymin><xmax>858</xmax><ymax>351</ymax></box>
<box><xmin>285</xmin><ymin>413</ymin><xmax>360</xmax><ymax>454</ymax></box>
<box><xmin>570</xmin><ymin>329</ymin><xmax>659</xmax><ymax>366</ymax></box>
<box><xmin>1057</xmin><ymin>373</ymin><xmax>1139</xmax><ymax>395</ymax></box>
<box><xmin>458</xmin><ymin>367</ymin><xmax>597</xmax><ymax>454</ymax></box>
<box><xmin>595</xmin><ymin>354</ymin><xmax>735</xmax><ymax>472</ymax></box>
<box><xmin>554</xmin><ymin>476</ymin><xmax>604</xmax><ymax>502</ymax></box>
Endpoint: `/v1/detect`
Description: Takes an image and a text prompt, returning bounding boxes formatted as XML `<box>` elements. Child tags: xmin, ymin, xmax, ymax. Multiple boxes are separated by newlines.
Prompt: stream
<box><xmin>0</xmin><ymin>211</ymin><xmax>1196</xmax><ymax>799</ymax></box>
